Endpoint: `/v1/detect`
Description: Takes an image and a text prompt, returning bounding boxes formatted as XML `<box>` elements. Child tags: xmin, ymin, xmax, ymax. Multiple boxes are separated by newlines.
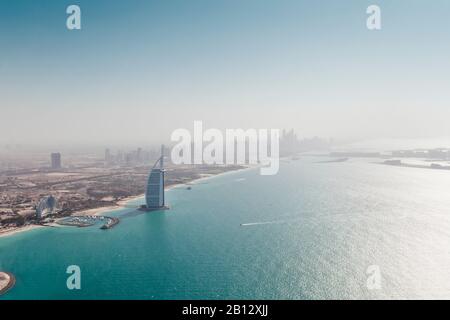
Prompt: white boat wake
<box><xmin>240</xmin><ymin>219</ymin><xmax>301</xmax><ymax>227</ymax></box>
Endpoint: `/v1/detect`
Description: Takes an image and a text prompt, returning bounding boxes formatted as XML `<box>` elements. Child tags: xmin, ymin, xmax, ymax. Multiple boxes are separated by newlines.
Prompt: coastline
<box><xmin>0</xmin><ymin>224</ymin><xmax>45</xmax><ymax>239</ymax></box>
<box><xmin>111</xmin><ymin>165</ymin><xmax>254</xmax><ymax>208</ymax></box>
<box><xmin>0</xmin><ymin>166</ymin><xmax>252</xmax><ymax>239</ymax></box>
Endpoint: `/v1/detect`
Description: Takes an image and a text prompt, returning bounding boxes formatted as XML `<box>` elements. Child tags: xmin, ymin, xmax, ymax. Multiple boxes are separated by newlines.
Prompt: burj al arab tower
<box><xmin>142</xmin><ymin>145</ymin><xmax>169</xmax><ymax>211</ymax></box>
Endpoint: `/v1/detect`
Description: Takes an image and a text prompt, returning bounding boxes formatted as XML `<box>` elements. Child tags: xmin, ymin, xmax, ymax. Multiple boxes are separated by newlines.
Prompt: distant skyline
<box><xmin>1</xmin><ymin>0</ymin><xmax>450</xmax><ymax>146</ymax></box>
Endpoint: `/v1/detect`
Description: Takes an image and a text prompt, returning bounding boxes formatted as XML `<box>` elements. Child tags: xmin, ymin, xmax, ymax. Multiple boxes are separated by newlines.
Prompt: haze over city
<box><xmin>3</xmin><ymin>0</ymin><xmax>450</xmax><ymax>304</ymax></box>
<box><xmin>1</xmin><ymin>0</ymin><xmax>450</xmax><ymax>148</ymax></box>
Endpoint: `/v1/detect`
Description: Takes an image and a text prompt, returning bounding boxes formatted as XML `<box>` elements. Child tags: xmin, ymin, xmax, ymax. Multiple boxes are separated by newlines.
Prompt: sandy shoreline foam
<box><xmin>0</xmin><ymin>166</ymin><xmax>253</xmax><ymax>239</ymax></box>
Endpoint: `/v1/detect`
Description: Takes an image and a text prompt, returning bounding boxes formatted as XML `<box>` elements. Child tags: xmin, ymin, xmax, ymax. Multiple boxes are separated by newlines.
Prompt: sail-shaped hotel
<box><xmin>141</xmin><ymin>145</ymin><xmax>169</xmax><ymax>211</ymax></box>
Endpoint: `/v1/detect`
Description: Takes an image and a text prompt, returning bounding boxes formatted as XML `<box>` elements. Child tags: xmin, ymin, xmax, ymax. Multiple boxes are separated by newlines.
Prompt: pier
<box><xmin>100</xmin><ymin>217</ymin><xmax>119</xmax><ymax>229</ymax></box>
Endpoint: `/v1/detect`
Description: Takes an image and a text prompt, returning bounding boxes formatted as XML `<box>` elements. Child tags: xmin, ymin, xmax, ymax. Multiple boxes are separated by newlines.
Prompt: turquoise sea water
<box><xmin>1</xmin><ymin>158</ymin><xmax>450</xmax><ymax>299</ymax></box>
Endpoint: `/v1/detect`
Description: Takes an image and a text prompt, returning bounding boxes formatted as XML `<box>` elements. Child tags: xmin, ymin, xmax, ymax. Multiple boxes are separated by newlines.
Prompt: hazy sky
<box><xmin>1</xmin><ymin>0</ymin><xmax>450</xmax><ymax>146</ymax></box>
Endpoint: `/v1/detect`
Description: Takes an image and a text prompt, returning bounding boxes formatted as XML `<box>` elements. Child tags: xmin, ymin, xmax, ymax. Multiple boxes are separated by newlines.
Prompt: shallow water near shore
<box><xmin>1</xmin><ymin>158</ymin><xmax>450</xmax><ymax>299</ymax></box>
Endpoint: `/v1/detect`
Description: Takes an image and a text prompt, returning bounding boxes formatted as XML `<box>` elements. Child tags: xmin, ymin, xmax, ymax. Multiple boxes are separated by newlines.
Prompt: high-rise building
<box><xmin>143</xmin><ymin>145</ymin><xmax>168</xmax><ymax>211</ymax></box>
<box><xmin>137</xmin><ymin>148</ymin><xmax>142</xmax><ymax>164</ymax></box>
<box><xmin>36</xmin><ymin>195</ymin><xmax>57</xmax><ymax>219</ymax></box>
<box><xmin>105</xmin><ymin>148</ymin><xmax>111</xmax><ymax>165</ymax></box>
<box><xmin>51</xmin><ymin>153</ymin><xmax>61</xmax><ymax>169</ymax></box>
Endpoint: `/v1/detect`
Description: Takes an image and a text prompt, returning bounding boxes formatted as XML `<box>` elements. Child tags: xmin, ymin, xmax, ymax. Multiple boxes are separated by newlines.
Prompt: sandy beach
<box><xmin>0</xmin><ymin>224</ymin><xmax>45</xmax><ymax>239</ymax></box>
<box><xmin>0</xmin><ymin>272</ymin><xmax>15</xmax><ymax>295</ymax></box>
